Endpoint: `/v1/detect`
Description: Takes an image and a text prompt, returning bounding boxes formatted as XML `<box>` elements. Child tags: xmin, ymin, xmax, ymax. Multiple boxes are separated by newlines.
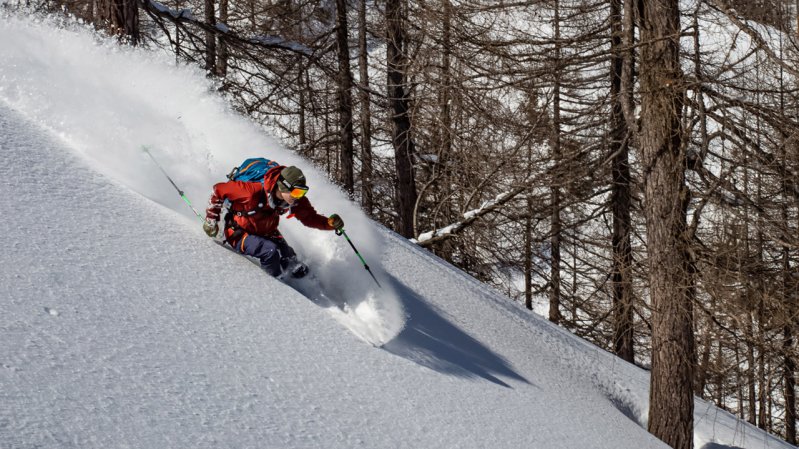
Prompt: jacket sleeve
<box><xmin>292</xmin><ymin>197</ymin><xmax>334</xmax><ymax>231</ymax></box>
<box><xmin>205</xmin><ymin>184</ymin><xmax>224</xmax><ymax>221</ymax></box>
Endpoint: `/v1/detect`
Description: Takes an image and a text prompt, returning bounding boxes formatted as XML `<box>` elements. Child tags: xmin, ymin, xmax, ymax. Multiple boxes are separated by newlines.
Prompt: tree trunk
<box><xmin>336</xmin><ymin>0</ymin><xmax>355</xmax><ymax>194</ymax></box>
<box><xmin>756</xmin><ymin>229</ymin><xmax>768</xmax><ymax>430</ymax></box>
<box><xmin>747</xmin><ymin>311</ymin><xmax>758</xmax><ymax>425</ymax></box>
<box><xmin>690</xmin><ymin>5</ymin><xmax>709</xmax><ymax>399</ymax></box>
<box><xmin>386</xmin><ymin>0</ymin><xmax>418</xmax><ymax>237</ymax></box>
<box><xmin>639</xmin><ymin>0</ymin><xmax>694</xmax><ymax>447</ymax></box>
<box><xmin>105</xmin><ymin>0</ymin><xmax>139</xmax><ymax>44</ymax></box>
<box><xmin>216</xmin><ymin>0</ymin><xmax>228</xmax><ymax>78</ymax></box>
<box><xmin>204</xmin><ymin>0</ymin><xmax>216</xmax><ymax>74</ymax></box>
<box><xmin>525</xmin><ymin>195</ymin><xmax>534</xmax><ymax>310</ymax></box>
<box><xmin>621</xmin><ymin>0</ymin><xmax>638</xmax><ymax>134</ymax></box>
<box><xmin>778</xmin><ymin>24</ymin><xmax>796</xmax><ymax>441</ymax></box>
<box><xmin>299</xmin><ymin>67</ymin><xmax>307</xmax><ymax>148</ymax></box>
<box><xmin>716</xmin><ymin>339</ymin><xmax>724</xmax><ymax>407</ymax></box>
<box><xmin>784</xmin><ymin>303</ymin><xmax>797</xmax><ymax>443</ymax></box>
<box><xmin>174</xmin><ymin>0</ymin><xmax>181</xmax><ymax>61</ymax></box>
<box><xmin>358</xmin><ymin>0</ymin><xmax>374</xmax><ymax>214</ymax></box>
<box><xmin>735</xmin><ymin>345</ymin><xmax>744</xmax><ymax>419</ymax></box>
<box><xmin>549</xmin><ymin>0</ymin><xmax>563</xmax><ymax>325</ymax></box>
<box><xmin>695</xmin><ymin>309</ymin><xmax>712</xmax><ymax>398</ymax></box>
<box><xmin>609</xmin><ymin>0</ymin><xmax>635</xmax><ymax>363</ymax></box>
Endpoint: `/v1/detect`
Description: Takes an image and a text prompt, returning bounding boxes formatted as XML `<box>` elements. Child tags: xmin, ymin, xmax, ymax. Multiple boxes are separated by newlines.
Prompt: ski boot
<box><xmin>289</xmin><ymin>262</ymin><xmax>309</xmax><ymax>278</ymax></box>
<box><xmin>282</xmin><ymin>257</ymin><xmax>309</xmax><ymax>279</ymax></box>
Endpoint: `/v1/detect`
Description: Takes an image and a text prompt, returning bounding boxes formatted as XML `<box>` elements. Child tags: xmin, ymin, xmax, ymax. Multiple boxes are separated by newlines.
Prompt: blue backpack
<box><xmin>226</xmin><ymin>157</ymin><xmax>279</xmax><ymax>184</ymax></box>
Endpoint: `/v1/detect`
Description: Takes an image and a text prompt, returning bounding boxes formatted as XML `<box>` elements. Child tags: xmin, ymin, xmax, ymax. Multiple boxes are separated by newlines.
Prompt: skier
<box><xmin>202</xmin><ymin>165</ymin><xmax>344</xmax><ymax>278</ymax></box>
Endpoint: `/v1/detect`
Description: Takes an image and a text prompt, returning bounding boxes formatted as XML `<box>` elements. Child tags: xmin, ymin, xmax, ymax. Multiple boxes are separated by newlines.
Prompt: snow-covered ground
<box><xmin>0</xmin><ymin>13</ymin><xmax>794</xmax><ymax>449</ymax></box>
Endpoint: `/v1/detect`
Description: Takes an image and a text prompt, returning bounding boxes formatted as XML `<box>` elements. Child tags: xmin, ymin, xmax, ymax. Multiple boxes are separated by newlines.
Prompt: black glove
<box><xmin>203</xmin><ymin>219</ymin><xmax>219</xmax><ymax>237</ymax></box>
<box><xmin>328</xmin><ymin>214</ymin><xmax>344</xmax><ymax>230</ymax></box>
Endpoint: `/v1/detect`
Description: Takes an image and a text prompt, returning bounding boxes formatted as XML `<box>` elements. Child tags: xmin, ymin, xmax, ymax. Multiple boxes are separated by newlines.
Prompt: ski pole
<box><xmin>336</xmin><ymin>229</ymin><xmax>382</xmax><ymax>288</ymax></box>
<box><xmin>142</xmin><ymin>146</ymin><xmax>204</xmax><ymax>223</ymax></box>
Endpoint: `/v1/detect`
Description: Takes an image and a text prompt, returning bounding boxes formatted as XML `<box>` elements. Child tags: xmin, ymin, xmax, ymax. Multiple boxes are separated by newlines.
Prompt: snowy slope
<box><xmin>0</xmin><ymin>13</ymin><xmax>793</xmax><ymax>449</ymax></box>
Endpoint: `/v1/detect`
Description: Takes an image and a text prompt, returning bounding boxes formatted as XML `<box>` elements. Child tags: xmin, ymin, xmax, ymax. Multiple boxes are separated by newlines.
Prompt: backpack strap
<box><xmin>222</xmin><ymin>190</ymin><xmax>273</xmax><ymax>246</ymax></box>
<box><xmin>227</xmin><ymin>224</ymin><xmax>246</xmax><ymax>246</ymax></box>
<box><xmin>232</xmin><ymin>205</ymin><xmax>268</xmax><ymax>217</ymax></box>
<box><xmin>229</xmin><ymin>189</ymin><xmax>271</xmax><ymax>217</ymax></box>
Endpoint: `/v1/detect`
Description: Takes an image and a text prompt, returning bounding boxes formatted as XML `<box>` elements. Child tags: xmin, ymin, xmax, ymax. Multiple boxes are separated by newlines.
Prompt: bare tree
<box><xmin>335</xmin><ymin>0</ymin><xmax>355</xmax><ymax>194</ymax></box>
<box><xmin>101</xmin><ymin>0</ymin><xmax>140</xmax><ymax>43</ymax></box>
<box><xmin>215</xmin><ymin>0</ymin><xmax>228</xmax><ymax>78</ymax></box>
<box><xmin>357</xmin><ymin>0</ymin><xmax>374</xmax><ymax>214</ymax></box>
<box><xmin>204</xmin><ymin>0</ymin><xmax>215</xmax><ymax>73</ymax></box>
<box><xmin>638</xmin><ymin>0</ymin><xmax>694</xmax><ymax>447</ymax></box>
<box><xmin>65</xmin><ymin>0</ymin><xmax>799</xmax><ymax>441</ymax></box>
<box><xmin>549</xmin><ymin>0</ymin><xmax>564</xmax><ymax>326</ymax></box>
<box><xmin>386</xmin><ymin>0</ymin><xmax>418</xmax><ymax>237</ymax></box>
<box><xmin>609</xmin><ymin>0</ymin><xmax>634</xmax><ymax>363</ymax></box>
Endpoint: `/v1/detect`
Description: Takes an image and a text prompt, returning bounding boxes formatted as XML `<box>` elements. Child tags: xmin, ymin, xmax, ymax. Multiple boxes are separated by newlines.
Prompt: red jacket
<box><xmin>206</xmin><ymin>166</ymin><xmax>333</xmax><ymax>242</ymax></box>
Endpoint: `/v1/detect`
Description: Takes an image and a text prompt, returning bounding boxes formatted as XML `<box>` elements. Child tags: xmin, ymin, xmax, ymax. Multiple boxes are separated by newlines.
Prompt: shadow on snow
<box><xmin>381</xmin><ymin>274</ymin><xmax>532</xmax><ymax>389</ymax></box>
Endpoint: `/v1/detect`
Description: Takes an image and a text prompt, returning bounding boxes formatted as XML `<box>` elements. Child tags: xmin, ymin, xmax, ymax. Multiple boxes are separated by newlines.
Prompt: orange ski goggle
<box><xmin>279</xmin><ymin>176</ymin><xmax>309</xmax><ymax>199</ymax></box>
<box><xmin>288</xmin><ymin>185</ymin><xmax>308</xmax><ymax>199</ymax></box>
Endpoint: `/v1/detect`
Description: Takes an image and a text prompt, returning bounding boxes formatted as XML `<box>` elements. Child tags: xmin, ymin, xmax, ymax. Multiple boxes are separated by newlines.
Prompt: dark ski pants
<box><xmin>236</xmin><ymin>234</ymin><xmax>296</xmax><ymax>277</ymax></box>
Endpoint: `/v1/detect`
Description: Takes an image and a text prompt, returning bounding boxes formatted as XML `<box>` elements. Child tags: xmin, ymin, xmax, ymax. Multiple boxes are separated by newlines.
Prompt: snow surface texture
<box><xmin>0</xmin><ymin>13</ymin><xmax>793</xmax><ymax>449</ymax></box>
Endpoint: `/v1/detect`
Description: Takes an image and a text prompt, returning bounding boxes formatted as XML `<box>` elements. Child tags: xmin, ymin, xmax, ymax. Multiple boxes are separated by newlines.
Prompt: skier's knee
<box><xmin>259</xmin><ymin>248</ymin><xmax>282</xmax><ymax>277</ymax></box>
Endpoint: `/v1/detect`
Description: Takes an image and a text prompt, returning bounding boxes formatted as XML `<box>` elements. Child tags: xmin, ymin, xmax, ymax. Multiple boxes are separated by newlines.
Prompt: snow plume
<box><xmin>1</xmin><ymin>11</ymin><xmax>795</xmax><ymax>449</ymax></box>
<box><xmin>0</xmin><ymin>13</ymin><xmax>405</xmax><ymax>345</ymax></box>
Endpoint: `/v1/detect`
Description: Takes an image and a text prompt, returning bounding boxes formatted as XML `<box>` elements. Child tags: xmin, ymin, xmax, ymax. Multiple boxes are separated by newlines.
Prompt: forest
<box><xmin>14</xmin><ymin>0</ymin><xmax>799</xmax><ymax>447</ymax></box>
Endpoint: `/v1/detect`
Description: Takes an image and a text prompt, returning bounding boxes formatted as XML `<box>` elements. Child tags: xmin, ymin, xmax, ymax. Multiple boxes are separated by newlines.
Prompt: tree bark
<box><xmin>525</xmin><ymin>194</ymin><xmax>534</xmax><ymax>310</ymax></box>
<box><xmin>747</xmin><ymin>311</ymin><xmax>757</xmax><ymax>424</ymax></box>
<box><xmin>695</xmin><ymin>296</ymin><xmax>714</xmax><ymax>398</ymax></box>
<box><xmin>204</xmin><ymin>0</ymin><xmax>216</xmax><ymax>74</ymax></box>
<box><xmin>549</xmin><ymin>0</ymin><xmax>563</xmax><ymax>325</ymax></box>
<box><xmin>639</xmin><ymin>0</ymin><xmax>695</xmax><ymax>447</ymax></box>
<box><xmin>298</xmin><ymin>67</ymin><xmax>308</xmax><ymax>150</ymax></box>
<box><xmin>174</xmin><ymin>0</ymin><xmax>181</xmax><ymax>61</ymax></box>
<box><xmin>621</xmin><ymin>0</ymin><xmax>638</xmax><ymax>134</ymax></box>
<box><xmin>609</xmin><ymin>0</ymin><xmax>635</xmax><ymax>363</ymax></box>
<box><xmin>358</xmin><ymin>0</ymin><xmax>374</xmax><ymax>214</ymax></box>
<box><xmin>778</xmin><ymin>22</ymin><xmax>796</xmax><ymax>441</ymax></box>
<box><xmin>336</xmin><ymin>0</ymin><xmax>355</xmax><ymax>195</ymax></box>
<box><xmin>105</xmin><ymin>0</ymin><xmax>139</xmax><ymax>44</ymax></box>
<box><xmin>215</xmin><ymin>0</ymin><xmax>228</xmax><ymax>78</ymax></box>
<box><xmin>756</xmin><ymin>227</ymin><xmax>768</xmax><ymax>430</ymax></box>
<box><xmin>784</xmin><ymin>292</ymin><xmax>797</xmax><ymax>443</ymax></box>
<box><xmin>386</xmin><ymin>0</ymin><xmax>418</xmax><ymax>237</ymax></box>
